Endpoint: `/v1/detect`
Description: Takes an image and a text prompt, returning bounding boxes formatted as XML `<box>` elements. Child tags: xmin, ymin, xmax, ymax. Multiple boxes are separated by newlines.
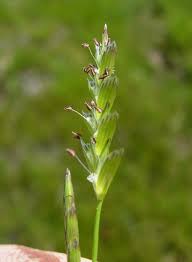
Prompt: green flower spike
<box><xmin>65</xmin><ymin>24</ymin><xmax>123</xmax><ymax>262</ymax></box>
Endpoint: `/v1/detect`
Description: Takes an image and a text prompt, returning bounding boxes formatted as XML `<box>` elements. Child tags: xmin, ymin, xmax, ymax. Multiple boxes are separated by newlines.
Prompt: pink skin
<box><xmin>0</xmin><ymin>245</ymin><xmax>90</xmax><ymax>262</ymax></box>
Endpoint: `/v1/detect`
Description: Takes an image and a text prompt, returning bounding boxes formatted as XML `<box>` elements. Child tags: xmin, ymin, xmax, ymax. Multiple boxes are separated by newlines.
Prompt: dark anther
<box><xmin>85</xmin><ymin>101</ymin><xmax>92</xmax><ymax>111</ymax></box>
<box><xmin>83</xmin><ymin>64</ymin><xmax>97</xmax><ymax>77</ymax></box>
<box><xmin>91</xmin><ymin>137</ymin><xmax>96</xmax><ymax>144</ymax></box>
<box><xmin>99</xmin><ymin>68</ymin><xmax>109</xmax><ymax>80</ymax></box>
<box><xmin>95</xmin><ymin>106</ymin><xmax>102</xmax><ymax>113</ymax></box>
<box><xmin>87</xmin><ymin>100</ymin><xmax>102</xmax><ymax>113</ymax></box>
<box><xmin>90</xmin><ymin>100</ymin><xmax>96</xmax><ymax>107</ymax></box>
<box><xmin>93</xmin><ymin>38</ymin><xmax>100</xmax><ymax>46</ymax></box>
<box><xmin>72</xmin><ymin>131</ymin><xmax>82</xmax><ymax>140</ymax></box>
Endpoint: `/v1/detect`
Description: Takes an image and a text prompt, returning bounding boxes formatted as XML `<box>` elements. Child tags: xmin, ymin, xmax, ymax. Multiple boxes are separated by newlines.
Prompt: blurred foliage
<box><xmin>1</xmin><ymin>0</ymin><xmax>192</xmax><ymax>261</ymax></box>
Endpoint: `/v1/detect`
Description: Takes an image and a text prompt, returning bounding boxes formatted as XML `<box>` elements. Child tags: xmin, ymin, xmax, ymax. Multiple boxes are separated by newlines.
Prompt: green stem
<box><xmin>92</xmin><ymin>200</ymin><xmax>103</xmax><ymax>262</ymax></box>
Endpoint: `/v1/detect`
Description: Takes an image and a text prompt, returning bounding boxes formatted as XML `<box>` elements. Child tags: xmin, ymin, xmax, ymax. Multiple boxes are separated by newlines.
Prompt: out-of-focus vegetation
<box><xmin>1</xmin><ymin>0</ymin><xmax>192</xmax><ymax>261</ymax></box>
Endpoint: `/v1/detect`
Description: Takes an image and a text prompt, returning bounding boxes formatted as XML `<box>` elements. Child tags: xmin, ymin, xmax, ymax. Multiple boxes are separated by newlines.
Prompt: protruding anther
<box><xmin>93</xmin><ymin>38</ymin><xmax>100</xmax><ymax>46</ymax></box>
<box><xmin>90</xmin><ymin>100</ymin><xmax>96</xmax><ymax>107</ymax></box>
<box><xmin>81</xmin><ymin>43</ymin><xmax>89</xmax><ymax>48</ymax></box>
<box><xmin>107</xmin><ymin>37</ymin><xmax>111</xmax><ymax>45</ymax></box>
<box><xmin>91</xmin><ymin>137</ymin><xmax>96</xmax><ymax>144</ymax></box>
<box><xmin>99</xmin><ymin>68</ymin><xmax>109</xmax><ymax>80</ymax></box>
<box><xmin>83</xmin><ymin>64</ymin><xmax>97</xmax><ymax>77</ymax></box>
<box><xmin>64</xmin><ymin>106</ymin><xmax>73</xmax><ymax>111</ymax></box>
<box><xmin>72</xmin><ymin>131</ymin><xmax>82</xmax><ymax>140</ymax></box>
<box><xmin>66</xmin><ymin>148</ymin><xmax>76</xmax><ymax>157</ymax></box>
<box><xmin>95</xmin><ymin>106</ymin><xmax>102</xmax><ymax>113</ymax></box>
<box><xmin>85</xmin><ymin>101</ymin><xmax>92</xmax><ymax>111</ymax></box>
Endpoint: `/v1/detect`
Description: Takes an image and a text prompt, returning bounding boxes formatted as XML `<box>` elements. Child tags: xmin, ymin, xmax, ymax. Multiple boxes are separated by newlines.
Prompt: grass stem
<box><xmin>92</xmin><ymin>200</ymin><xmax>103</xmax><ymax>262</ymax></box>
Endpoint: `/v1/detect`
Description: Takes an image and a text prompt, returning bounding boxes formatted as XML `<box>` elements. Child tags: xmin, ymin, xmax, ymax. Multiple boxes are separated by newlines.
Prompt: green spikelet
<box><xmin>64</xmin><ymin>168</ymin><xmax>81</xmax><ymax>262</ymax></box>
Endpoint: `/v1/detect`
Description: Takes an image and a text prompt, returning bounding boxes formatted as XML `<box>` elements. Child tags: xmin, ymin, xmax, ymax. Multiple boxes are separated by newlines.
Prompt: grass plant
<box><xmin>64</xmin><ymin>25</ymin><xmax>123</xmax><ymax>262</ymax></box>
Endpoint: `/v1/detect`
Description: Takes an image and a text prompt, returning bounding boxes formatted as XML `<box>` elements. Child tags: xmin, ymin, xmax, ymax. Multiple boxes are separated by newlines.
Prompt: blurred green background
<box><xmin>1</xmin><ymin>0</ymin><xmax>192</xmax><ymax>261</ymax></box>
